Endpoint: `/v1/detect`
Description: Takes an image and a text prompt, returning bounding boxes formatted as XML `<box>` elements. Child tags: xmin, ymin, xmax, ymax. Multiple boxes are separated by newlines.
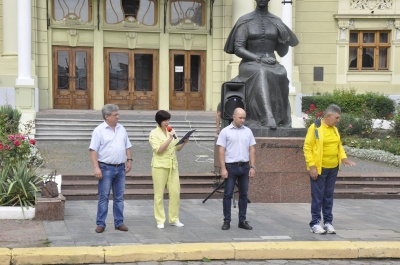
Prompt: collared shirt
<box><xmin>89</xmin><ymin>121</ymin><xmax>132</xmax><ymax>164</ymax></box>
<box><xmin>216</xmin><ymin>123</ymin><xmax>256</xmax><ymax>163</ymax></box>
<box><xmin>149</xmin><ymin>126</ymin><xmax>179</xmax><ymax>169</ymax></box>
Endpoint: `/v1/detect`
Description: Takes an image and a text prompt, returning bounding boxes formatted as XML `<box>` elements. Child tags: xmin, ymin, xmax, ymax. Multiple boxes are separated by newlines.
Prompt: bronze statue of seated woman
<box><xmin>224</xmin><ymin>0</ymin><xmax>299</xmax><ymax>128</ymax></box>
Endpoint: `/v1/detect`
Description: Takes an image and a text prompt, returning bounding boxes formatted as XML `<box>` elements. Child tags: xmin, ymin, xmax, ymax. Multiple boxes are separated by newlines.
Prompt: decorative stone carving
<box><xmin>338</xmin><ymin>20</ymin><xmax>351</xmax><ymax>40</ymax></box>
<box><xmin>387</xmin><ymin>19</ymin><xmax>394</xmax><ymax>29</ymax></box>
<box><xmin>172</xmin><ymin>19</ymin><xmax>204</xmax><ymax>31</ymax></box>
<box><xmin>122</xmin><ymin>17</ymin><xmax>145</xmax><ymax>28</ymax></box>
<box><xmin>67</xmin><ymin>29</ymin><xmax>78</xmax><ymax>47</ymax></box>
<box><xmin>350</xmin><ymin>0</ymin><xmax>393</xmax><ymax>10</ymax></box>
<box><xmin>395</xmin><ymin>20</ymin><xmax>400</xmax><ymax>40</ymax></box>
<box><xmin>64</xmin><ymin>14</ymin><xmax>86</xmax><ymax>25</ymax></box>
<box><xmin>126</xmin><ymin>32</ymin><xmax>138</xmax><ymax>49</ymax></box>
<box><xmin>349</xmin><ymin>19</ymin><xmax>356</xmax><ymax>29</ymax></box>
<box><xmin>183</xmin><ymin>34</ymin><xmax>193</xmax><ymax>50</ymax></box>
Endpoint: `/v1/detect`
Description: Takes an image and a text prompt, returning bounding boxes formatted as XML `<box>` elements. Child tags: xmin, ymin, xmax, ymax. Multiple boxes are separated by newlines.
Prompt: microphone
<box><xmin>167</xmin><ymin>126</ymin><xmax>177</xmax><ymax>139</ymax></box>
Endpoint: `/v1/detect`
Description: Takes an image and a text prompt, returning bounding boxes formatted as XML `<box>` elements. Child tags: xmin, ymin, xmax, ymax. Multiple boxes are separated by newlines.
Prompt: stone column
<box><xmin>158</xmin><ymin>0</ymin><xmax>170</xmax><ymax>110</ymax></box>
<box><xmin>15</xmin><ymin>0</ymin><xmax>36</xmax><ymax>126</ymax></box>
<box><xmin>280</xmin><ymin>1</ymin><xmax>294</xmax><ymax>92</ymax></box>
<box><xmin>226</xmin><ymin>0</ymin><xmax>254</xmax><ymax>80</ymax></box>
<box><xmin>2</xmin><ymin>0</ymin><xmax>18</xmax><ymax>57</ymax></box>
<box><xmin>0</xmin><ymin>0</ymin><xmax>18</xmax><ymax>108</ymax></box>
<box><xmin>16</xmin><ymin>0</ymin><xmax>34</xmax><ymax>86</ymax></box>
<box><xmin>280</xmin><ymin>1</ymin><xmax>303</xmax><ymax>127</ymax></box>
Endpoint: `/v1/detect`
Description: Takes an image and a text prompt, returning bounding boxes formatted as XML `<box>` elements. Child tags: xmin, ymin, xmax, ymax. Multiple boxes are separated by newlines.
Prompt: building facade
<box><xmin>0</xmin><ymin>0</ymin><xmax>399</xmax><ymax>124</ymax></box>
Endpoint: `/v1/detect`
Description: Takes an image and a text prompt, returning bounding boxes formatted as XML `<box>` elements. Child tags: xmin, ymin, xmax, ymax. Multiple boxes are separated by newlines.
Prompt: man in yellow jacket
<box><xmin>303</xmin><ymin>104</ymin><xmax>356</xmax><ymax>234</ymax></box>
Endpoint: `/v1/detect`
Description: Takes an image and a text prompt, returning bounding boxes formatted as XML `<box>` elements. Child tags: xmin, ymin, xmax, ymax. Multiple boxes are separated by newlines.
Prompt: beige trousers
<box><xmin>152</xmin><ymin>167</ymin><xmax>180</xmax><ymax>224</ymax></box>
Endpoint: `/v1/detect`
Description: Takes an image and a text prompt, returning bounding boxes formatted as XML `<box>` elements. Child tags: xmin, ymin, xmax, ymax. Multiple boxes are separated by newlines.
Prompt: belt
<box><xmin>225</xmin><ymin>161</ymin><xmax>249</xmax><ymax>166</ymax></box>
<box><xmin>98</xmin><ymin>161</ymin><xmax>125</xmax><ymax>167</ymax></box>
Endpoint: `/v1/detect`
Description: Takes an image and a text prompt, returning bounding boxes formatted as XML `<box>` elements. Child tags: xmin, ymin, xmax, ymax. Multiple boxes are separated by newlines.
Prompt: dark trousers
<box><xmin>309</xmin><ymin>167</ymin><xmax>339</xmax><ymax>227</ymax></box>
<box><xmin>223</xmin><ymin>163</ymin><xmax>250</xmax><ymax>223</ymax></box>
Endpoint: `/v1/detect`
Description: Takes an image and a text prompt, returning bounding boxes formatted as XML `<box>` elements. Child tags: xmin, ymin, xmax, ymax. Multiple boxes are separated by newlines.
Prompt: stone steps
<box><xmin>60</xmin><ymin>173</ymin><xmax>224</xmax><ymax>200</ymax></box>
<box><xmin>59</xmin><ymin>172</ymin><xmax>400</xmax><ymax>200</ymax></box>
<box><xmin>334</xmin><ymin>172</ymin><xmax>400</xmax><ymax>199</ymax></box>
<box><xmin>35</xmin><ymin>119</ymin><xmax>216</xmax><ymax>141</ymax></box>
<box><xmin>35</xmin><ymin>110</ymin><xmax>217</xmax><ymax>141</ymax></box>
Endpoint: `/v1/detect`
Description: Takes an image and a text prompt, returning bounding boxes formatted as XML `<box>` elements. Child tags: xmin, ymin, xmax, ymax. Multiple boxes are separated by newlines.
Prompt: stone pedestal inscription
<box><xmin>250</xmin><ymin>138</ymin><xmax>310</xmax><ymax>203</ymax></box>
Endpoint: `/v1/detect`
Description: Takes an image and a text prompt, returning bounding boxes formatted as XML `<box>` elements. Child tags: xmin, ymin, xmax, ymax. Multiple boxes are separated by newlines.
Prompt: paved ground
<box><xmin>86</xmin><ymin>260</ymin><xmax>400</xmax><ymax>265</ymax></box>
<box><xmin>36</xmin><ymin>140</ymin><xmax>217</xmax><ymax>176</ymax></box>
<box><xmin>2</xmin><ymin>199</ymin><xmax>400</xmax><ymax>249</ymax></box>
<box><xmin>2</xmin><ymin>199</ymin><xmax>400</xmax><ymax>264</ymax></box>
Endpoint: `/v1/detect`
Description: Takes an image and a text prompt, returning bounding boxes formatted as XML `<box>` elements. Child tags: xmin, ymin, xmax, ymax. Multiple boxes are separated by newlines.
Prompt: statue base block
<box><xmin>250</xmin><ymin>137</ymin><xmax>310</xmax><ymax>203</ymax></box>
<box><xmin>250</xmin><ymin>127</ymin><xmax>306</xmax><ymax>138</ymax></box>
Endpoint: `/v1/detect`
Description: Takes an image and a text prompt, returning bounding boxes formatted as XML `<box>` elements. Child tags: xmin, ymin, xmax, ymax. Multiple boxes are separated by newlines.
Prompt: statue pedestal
<box><xmin>250</xmin><ymin>137</ymin><xmax>310</xmax><ymax>203</ymax></box>
<box><xmin>214</xmin><ymin>130</ymin><xmax>310</xmax><ymax>203</ymax></box>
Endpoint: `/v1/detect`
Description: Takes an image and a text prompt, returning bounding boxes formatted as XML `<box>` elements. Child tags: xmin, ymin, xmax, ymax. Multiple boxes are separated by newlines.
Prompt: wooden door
<box><xmin>169</xmin><ymin>50</ymin><xmax>205</xmax><ymax>110</ymax></box>
<box><xmin>53</xmin><ymin>47</ymin><xmax>92</xmax><ymax>109</ymax></box>
<box><xmin>105</xmin><ymin>49</ymin><xmax>158</xmax><ymax>110</ymax></box>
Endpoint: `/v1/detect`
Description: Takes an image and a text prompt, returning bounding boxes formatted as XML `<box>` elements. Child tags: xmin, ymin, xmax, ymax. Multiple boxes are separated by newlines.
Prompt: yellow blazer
<box><xmin>149</xmin><ymin>126</ymin><xmax>179</xmax><ymax>169</ymax></box>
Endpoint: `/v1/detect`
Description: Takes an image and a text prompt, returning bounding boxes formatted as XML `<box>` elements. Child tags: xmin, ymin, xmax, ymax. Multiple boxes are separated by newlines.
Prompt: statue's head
<box><xmin>256</xmin><ymin>0</ymin><xmax>270</xmax><ymax>8</ymax></box>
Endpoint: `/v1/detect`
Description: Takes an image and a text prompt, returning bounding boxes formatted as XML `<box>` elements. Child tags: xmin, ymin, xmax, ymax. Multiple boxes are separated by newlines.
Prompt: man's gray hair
<box><xmin>324</xmin><ymin>104</ymin><xmax>341</xmax><ymax>116</ymax></box>
<box><xmin>102</xmin><ymin>104</ymin><xmax>119</xmax><ymax>120</ymax></box>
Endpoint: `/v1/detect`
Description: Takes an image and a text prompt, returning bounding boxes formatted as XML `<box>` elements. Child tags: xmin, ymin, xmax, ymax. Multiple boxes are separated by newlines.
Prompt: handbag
<box><xmin>41</xmin><ymin>171</ymin><xmax>59</xmax><ymax>198</ymax></box>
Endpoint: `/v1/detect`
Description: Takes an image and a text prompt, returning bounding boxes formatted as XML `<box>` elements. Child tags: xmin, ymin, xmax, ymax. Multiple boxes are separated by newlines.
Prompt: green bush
<box><xmin>0</xmin><ymin>161</ymin><xmax>43</xmax><ymax>208</ymax></box>
<box><xmin>0</xmin><ymin>105</ymin><xmax>43</xmax><ymax>169</ymax></box>
<box><xmin>364</xmin><ymin>92</ymin><xmax>396</xmax><ymax>118</ymax></box>
<box><xmin>303</xmin><ymin>104</ymin><xmax>374</xmax><ymax>137</ymax></box>
<box><xmin>337</xmin><ymin>113</ymin><xmax>373</xmax><ymax>137</ymax></box>
<box><xmin>302</xmin><ymin>89</ymin><xmax>395</xmax><ymax>119</ymax></box>
<box><xmin>0</xmin><ymin>104</ymin><xmax>21</xmax><ymax>135</ymax></box>
<box><xmin>392</xmin><ymin>113</ymin><xmax>400</xmax><ymax>137</ymax></box>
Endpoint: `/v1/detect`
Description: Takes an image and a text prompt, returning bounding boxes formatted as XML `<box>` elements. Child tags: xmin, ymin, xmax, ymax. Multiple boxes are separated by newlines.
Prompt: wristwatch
<box><xmin>127</xmin><ymin>158</ymin><xmax>133</xmax><ymax>162</ymax></box>
<box><xmin>250</xmin><ymin>165</ymin><xmax>256</xmax><ymax>170</ymax></box>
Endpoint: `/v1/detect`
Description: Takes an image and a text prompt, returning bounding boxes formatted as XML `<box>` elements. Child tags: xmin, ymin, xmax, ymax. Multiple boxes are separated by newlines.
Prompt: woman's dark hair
<box><xmin>155</xmin><ymin>110</ymin><xmax>171</xmax><ymax>126</ymax></box>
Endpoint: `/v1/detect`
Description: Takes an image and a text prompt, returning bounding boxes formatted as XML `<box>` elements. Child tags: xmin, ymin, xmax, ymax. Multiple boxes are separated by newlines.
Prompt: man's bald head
<box><xmin>232</xmin><ymin>108</ymin><xmax>246</xmax><ymax>128</ymax></box>
<box><xmin>233</xmin><ymin>108</ymin><xmax>246</xmax><ymax>116</ymax></box>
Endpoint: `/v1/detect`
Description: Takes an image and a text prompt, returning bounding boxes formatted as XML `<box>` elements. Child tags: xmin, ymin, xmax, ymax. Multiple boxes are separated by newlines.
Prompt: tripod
<box><xmin>202</xmin><ymin>178</ymin><xmax>249</xmax><ymax>207</ymax></box>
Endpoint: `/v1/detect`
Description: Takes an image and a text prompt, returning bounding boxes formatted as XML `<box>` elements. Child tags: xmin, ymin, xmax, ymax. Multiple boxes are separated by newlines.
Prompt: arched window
<box><xmin>105</xmin><ymin>0</ymin><xmax>158</xmax><ymax>26</ymax></box>
<box><xmin>53</xmin><ymin>0</ymin><xmax>91</xmax><ymax>22</ymax></box>
<box><xmin>170</xmin><ymin>0</ymin><xmax>205</xmax><ymax>26</ymax></box>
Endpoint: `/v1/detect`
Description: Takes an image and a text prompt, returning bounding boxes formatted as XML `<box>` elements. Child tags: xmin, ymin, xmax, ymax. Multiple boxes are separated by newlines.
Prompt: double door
<box><xmin>105</xmin><ymin>49</ymin><xmax>158</xmax><ymax>110</ymax></box>
<box><xmin>169</xmin><ymin>50</ymin><xmax>205</xmax><ymax>110</ymax></box>
<box><xmin>53</xmin><ymin>47</ymin><xmax>92</xmax><ymax>109</ymax></box>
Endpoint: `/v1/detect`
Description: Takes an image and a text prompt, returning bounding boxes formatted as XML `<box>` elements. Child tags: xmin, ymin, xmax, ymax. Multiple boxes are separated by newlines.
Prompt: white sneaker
<box><xmin>170</xmin><ymin>220</ymin><xmax>184</xmax><ymax>227</ymax></box>
<box><xmin>310</xmin><ymin>224</ymin><xmax>326</xmax><ymax>234</ymax></box>
<box><xmin>323</xmin><ymin>223</ymin><xmax>336</xmax><ymax>234</ymax></box>
<box><xmin>157</xmin><ymin>224</ymin><xmax>164</xmax><ymax>229</ymax></box>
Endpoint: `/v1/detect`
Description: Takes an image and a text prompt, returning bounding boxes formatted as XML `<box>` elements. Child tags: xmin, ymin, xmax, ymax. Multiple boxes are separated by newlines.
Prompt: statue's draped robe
<box><xmin>224</xmin><ymin>11</ymin><xmax>299</xmax><ymax>127</ymax></box>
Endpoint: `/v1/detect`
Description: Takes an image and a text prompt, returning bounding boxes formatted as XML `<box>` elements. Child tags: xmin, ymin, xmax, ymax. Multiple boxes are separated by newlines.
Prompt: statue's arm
<box><xmin>234</xmin><ymin>25</ymin><xmax>259</xmax><ymax>62</ymax></box>
<box><xmin>275</xmin><ymin>42</ymin><xmax>289</xmax><ymax>57</ymax></box>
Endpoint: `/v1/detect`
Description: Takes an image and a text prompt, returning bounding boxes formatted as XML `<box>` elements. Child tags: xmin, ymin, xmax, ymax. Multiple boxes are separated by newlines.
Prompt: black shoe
<box><xmin>238</xmin><ymin>221</ymin><xmax>252</xmax><ymax>230</ymax></box>
<box><xmin>221</xmin><ymin>221</ymin><xmax>230</xmax><ymax>230</ymax></box>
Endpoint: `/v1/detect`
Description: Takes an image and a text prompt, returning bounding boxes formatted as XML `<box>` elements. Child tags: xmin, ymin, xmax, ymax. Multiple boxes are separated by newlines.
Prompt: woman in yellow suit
<box><xmin>149</xmin><ymin>110</ymin><xmax>188</xmax><ymax>229</ymax></box>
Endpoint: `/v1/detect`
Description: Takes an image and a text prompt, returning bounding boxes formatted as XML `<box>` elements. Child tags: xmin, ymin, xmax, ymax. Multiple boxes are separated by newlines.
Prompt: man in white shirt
<box><xmin>217</xmin><ymin>108</ymin><xmax>256</xmax><ymax>230</ymax></box>
<box><xmin>89</xmin><ymin>104</ymin><xmax>132</xmax><ymax>233</ymax></box>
